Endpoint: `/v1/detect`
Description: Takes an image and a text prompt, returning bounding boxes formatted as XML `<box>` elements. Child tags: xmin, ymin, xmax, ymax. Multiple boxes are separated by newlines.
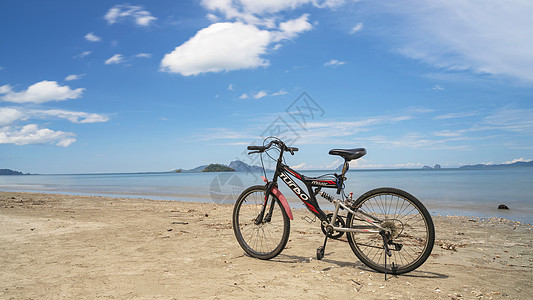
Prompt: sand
<box><xmin>1</xmin><ymin>191</ymin><xmax>532</xmax><ymax>299</ymax></box>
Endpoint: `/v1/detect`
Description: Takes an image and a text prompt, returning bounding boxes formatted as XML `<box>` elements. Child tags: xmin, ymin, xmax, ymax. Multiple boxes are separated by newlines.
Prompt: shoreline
<box><xmin>1</xmin><ymin>188</ymin><xmax>531</xmax><ymax>225</ymax></box>
<box><xmin>1</xmin><ymin>191</ymin><xmax>532</xmax><ymax>299</ymax></box>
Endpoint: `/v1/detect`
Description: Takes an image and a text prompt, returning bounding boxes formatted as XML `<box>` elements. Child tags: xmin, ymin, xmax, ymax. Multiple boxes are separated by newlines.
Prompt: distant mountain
<box><xmin>174</xmin><ymin>165</ymin><xmax>208</xmax><ymax>173</ymax></box>
<box><xmin>174</xmin><ymin>161</ymin><xmax>265</xmax><ymax>173</ymax></box>
<box><xmin>0</xmin><ymin>169</ymin><xmax>27</xmax><ymax>175</ymax></box>
<box><xmin>202</xmin><ymin>164</ymin><xmax>235</xmax><ymax>172</ymax></box>
<box><xmin>229</xmin><ymin>160</ymin><xmax>264</xmax><ymax>172</ymax></box>
<box><xmin>460</xmin><ymin>161</ymin><xmax>533</xmax><ymax>169</ymax></box>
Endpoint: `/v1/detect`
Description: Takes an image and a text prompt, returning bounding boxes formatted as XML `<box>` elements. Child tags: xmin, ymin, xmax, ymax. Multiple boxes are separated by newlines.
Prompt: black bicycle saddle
<box><xmin>328</xmin><ymin>148</ymin><xmax>366</xmax><ymax>161</ymax></box>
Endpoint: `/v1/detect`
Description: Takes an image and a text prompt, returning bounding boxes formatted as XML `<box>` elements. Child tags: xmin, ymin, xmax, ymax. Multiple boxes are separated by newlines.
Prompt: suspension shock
<box><xmin>318</xmin><ymin>190</ymin><xmax>334</xmax><ymax>202</ymax></box>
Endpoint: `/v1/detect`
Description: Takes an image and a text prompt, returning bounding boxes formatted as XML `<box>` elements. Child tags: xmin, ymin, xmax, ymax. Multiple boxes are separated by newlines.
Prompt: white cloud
<box><xmin>476</xmin><ymin>107</ymin><xmax>533</xmax><ymax>133</ymax></box>
<box><xmin>135</xmin><ymin>53</ymin><xmax>152</xmax><ymax>58</ymax></box>
<box><xmin>430</xmin><ymin>85</ymin><xmax>444</xmax><ymax>91</ymax></box>
<box><xmin>433</xmin><ymin>130</ymin><xmax>463</xmax><ymax>137</ymax></box>
<box><xmin>65</xmin><ymin>74</ymin><xmax>85</xmax><ymax>81</ymax></box>
<box><xmin>74</xmin><ymin>51</ymin><xmax>91</xmax><ymax>58</ymax></box>
<box><xmin>324</xmin><ymin>59</ymin><xmax>346</xmax><ymax>67</ymax></box>
<box><xmin>350</xmin><ymin>22</ymin><xmax>363</xmax><ymax>34</ymax></box>
<box><xmin>253</xmin><ymin>90</ymin><xmax>268</xmax><ymax>99</ymax></box>
<box><xmin>0</xmin><ymin>124</ymin><xmax>76</xmax><ymax>147</ymax></box>
<box><xmin>0</xmin><ymin>81</ymin><xmax>84</xmax><ymax>104</ymax></box>
<box><xmin>0</xmin><ymin>107</ymin><xmax>25</xmax><ymax>126</ymax></box>
<box><xmin>31</xmin><ymin>109</ymin><xmax>109</xmax><ymax>124</ymax></box>
<box><xmin>238</xmin><ymin>93</ymin><xmax>249</xmax><ymax>99</ymax></box>
<box><xmin>206</xmin><ymin>13</ymin><xmax>220</xmax><ymax>22</ymax></box>
<box><xmin>0</xmin><ymin>107</ymin><xmax>109</xmax><ymax>126</ymax></box>
<box><xmin>371</xmin><ymin>0</ymin><xmax>533</xmax><ymax>82</ymax></box>
<box><xmin>162</xmin><ymin>1</ymin><xmax>325</xmax><ymax>76</ymax></box>
<box><xmin>161</xmin><ymin>22</ymin><xmax>271</xmax><ymax>76</ymax></box>
<box><xmin>274</xmin><ymin>14</ymin><xmax>312</xmax><ymax>41</ymax></box>
<box><xmin>104</xmin><ymin>4</ymin><xmax>157</xmax><ymax>26</ymax></box>
<box><xmin>291</xmin><ymin>162</ymin><xmax>307</xmax><ymax>169</ymax></box>
<box><xmin>201</xmin><ymin>0</ymin><xmax>345</xmax><ymax>19</ymax></box>
<box><xmin>271</xmin><ymin>89</ymin><xmax>288</xmax><ymax>96</ymax></box>
<box><xmin>105</xmin><ymin>54</ymin><xmax>125</xmax><ymax>65</ymax></box>
<box><xmin>501</xmin><ymin>158</ymin><xmax>532</xmax><ymax>164</ymax></box>
<box><xmin>434</xmin><ymin>111</ymin><xmax>479</xmax><ymax>120</ymax></box>
<box><xmin>228</xmin><ymin>84</ymin><xmax>235</xmax><ymax>90</ymax></box>
<box><xmin>84</xmin><ymin>32</ymin><xmax>101</xmax><ymax>42</ymax></box>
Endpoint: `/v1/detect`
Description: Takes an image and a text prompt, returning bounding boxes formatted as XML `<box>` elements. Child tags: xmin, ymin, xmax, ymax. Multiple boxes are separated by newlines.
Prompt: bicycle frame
<box><xmin>262</xmin><ymin>146</ymin><xmax>385</xmax><ymax>234</ymax></box>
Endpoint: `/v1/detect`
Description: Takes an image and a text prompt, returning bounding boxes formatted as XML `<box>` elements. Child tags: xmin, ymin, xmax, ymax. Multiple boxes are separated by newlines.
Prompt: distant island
<box><xmin>202</xmin><ymin>164</ymin><xmax>235</xmax><ymax>172</ymax></box>
<box><xmin>0</xmin><ymin>169</ymin><xmax>28</xmax><ymax>175</ymax></box>
<box><xmin>175</xmin><ymin>161</ymin><xmax>262</xmax><ymax>173</ymax></box>
<box><xmin>460</xmin><ymin>160</ymin><xmax>533</xmax><ymax>169</ymax></box>
<box><xmin>174</xmin><ymin>159</ymin><xmax>533</xmax><ymax>173</ymax></box>
<box><xmin>420</xmin><ymin>161</ymin><xmax>533</xmax><ymax>170</ymax></box>
<box><xmin>422</xmin><ymin>164</ymin><xmax>441</xmax><ymax>170</ymax></box>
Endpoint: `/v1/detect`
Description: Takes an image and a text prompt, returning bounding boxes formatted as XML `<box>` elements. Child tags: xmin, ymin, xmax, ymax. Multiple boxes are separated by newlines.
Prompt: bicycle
<box><xmin>232</xmin><ymin>137</ymin><xmax>435</xmax><ymax>276</ymax></box>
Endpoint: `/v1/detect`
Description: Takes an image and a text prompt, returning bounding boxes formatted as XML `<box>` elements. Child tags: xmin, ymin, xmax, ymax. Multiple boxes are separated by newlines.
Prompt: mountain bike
<box><xmin>232</xmin><ymin>137</ymin><xmax>435</xmax><ymax>276</ymax></box>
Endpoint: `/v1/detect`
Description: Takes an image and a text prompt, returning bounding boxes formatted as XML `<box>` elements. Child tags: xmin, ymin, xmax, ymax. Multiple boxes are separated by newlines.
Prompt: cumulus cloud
<box><xmin>84</xmin><ymin>32</ymin><xmax>101</xmax><ymax>42</ymax></box>
<box><xmin>162</xmin><ymin>0</ymin><xmax>326</xmax><ymax>76</ymax></box>
<box><xmin>161</xmin><ymin>16</ymin><xmax>312</xmax><ymax>76</ymax></box>
<box><xmin>0</xmin><ymin>79</ymin><xmax>108</xmax><ymax>147</ymax></box>
<box><xmin>105</xmin><ymin>54</ymin><xmax>125</xmax><ymax>65</ymax></box>
<box><xmin>161</xmin><ymin>22</ymin><xmax>271</xmax><ymax>75</ymax></box>
<box><xmin>0</xmin><ymin>124</ymin><xmax>76</xmax><ymax>147</ymax></box>
<box><xmin>273</xmin><ymin>14</ymin><xmax>312</xmax><ymax>41</ymax></box>
<box><xmin>104</xmin><ymin>4</ymin><xmax>157</xmax><ymax>26</ymax></box>
<box><xmin>201</xmin><ymin>0</ymin><xmax>344</xmax><ymax>19</ymax></box>
<box><xmin>0</xmin><ymin>80</ymin><xmax>84</xmax><ymax>104</ymax></box>
<box><xmin>0</xmin><ymin>107</ymin><xmax>25</xmax><ymax>126</ymax></box>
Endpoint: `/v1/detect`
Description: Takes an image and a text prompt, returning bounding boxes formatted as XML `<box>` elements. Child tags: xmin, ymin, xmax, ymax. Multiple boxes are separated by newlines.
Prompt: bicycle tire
<box><xmin>346</xmin><ymin>187</ymin><xmax>435</xmax><ymax>274</ymax></box>
<box><xmin>233</xmin><ymin>185</ymin><xmax>290</xmax><ymax>260</ymax></box>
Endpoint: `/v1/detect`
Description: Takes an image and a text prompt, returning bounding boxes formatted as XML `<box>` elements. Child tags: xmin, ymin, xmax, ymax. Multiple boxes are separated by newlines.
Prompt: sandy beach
<box><xmin>1</xmin><ymin>191</ymin><xmax>532</xmax><ymax>299</ymax></box>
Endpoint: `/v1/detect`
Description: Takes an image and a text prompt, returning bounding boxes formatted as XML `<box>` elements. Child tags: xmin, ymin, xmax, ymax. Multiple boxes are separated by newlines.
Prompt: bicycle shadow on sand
<box><xmin>270</xmin><ymin>252</ymin><xmax>448</xmax><ymax>280</ymax></box>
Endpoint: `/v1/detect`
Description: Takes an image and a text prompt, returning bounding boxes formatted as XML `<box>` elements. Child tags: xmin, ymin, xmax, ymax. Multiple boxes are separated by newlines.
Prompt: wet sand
<box><xmin>1</xmin><ymin>191</ymin><xmax>532</xmax><ymax>299</ymax></box>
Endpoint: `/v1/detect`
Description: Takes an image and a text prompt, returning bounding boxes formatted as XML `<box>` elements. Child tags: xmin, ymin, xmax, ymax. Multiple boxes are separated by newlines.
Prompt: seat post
<box><xmin>341</xmin><ymin>160</ymin><xmax>350</xmax><ymax>175</ymax></box>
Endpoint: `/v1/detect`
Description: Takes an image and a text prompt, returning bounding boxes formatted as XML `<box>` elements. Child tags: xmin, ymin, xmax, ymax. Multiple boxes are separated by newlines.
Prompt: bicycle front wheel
<box><xmin>233</xmin><ymin>185</ymin><xmax>290</xmax><ymax>260</ymax></box>
<box><xmin>346</xmin><ymin>188</ymin><xmax>435</xmax><ymax>274</ymax></box>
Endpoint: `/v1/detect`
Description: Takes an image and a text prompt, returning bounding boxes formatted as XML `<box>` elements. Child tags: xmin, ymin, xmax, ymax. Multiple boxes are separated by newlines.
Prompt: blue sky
<box><xmin>1</xmin><ymin>0</ymin><xmax>532</xmax><ymax>173</ymax></box>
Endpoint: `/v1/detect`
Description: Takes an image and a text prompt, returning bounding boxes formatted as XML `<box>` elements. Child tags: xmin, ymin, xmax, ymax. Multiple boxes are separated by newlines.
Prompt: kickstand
<box><xmin>380</xmin><ymin>230</ymin><xmax>392</xmax><ymax>281</ymax></box>
<box><xmin>317</xmin><ymin>235</ymin><xmax>328</xmax><ymax>260</ymax></box>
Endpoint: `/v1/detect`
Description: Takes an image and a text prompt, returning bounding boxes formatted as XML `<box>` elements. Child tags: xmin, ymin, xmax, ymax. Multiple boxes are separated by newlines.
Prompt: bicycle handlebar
<box><xmin>247</xmin><ymin>140</ymin><xmax>298</xmax><ymax>154</ymax></box>
<box><xmin>247</xmin><ymin>145</ymin><xmax>267</xmax><ymax>151</ymax></box>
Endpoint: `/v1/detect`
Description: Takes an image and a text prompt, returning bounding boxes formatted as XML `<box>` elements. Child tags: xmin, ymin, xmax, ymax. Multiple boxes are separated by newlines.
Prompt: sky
<box><xmin>1</xmin><ymin>0</ymin><xmax>533</xmax><ymax>174</ymax></box>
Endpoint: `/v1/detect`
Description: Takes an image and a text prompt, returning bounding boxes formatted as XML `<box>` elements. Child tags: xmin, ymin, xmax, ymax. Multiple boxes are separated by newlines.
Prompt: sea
<box><xmin>1</xmin><ymin>168</ymin><xmax>532</xmax><ymax>224</ymax></box>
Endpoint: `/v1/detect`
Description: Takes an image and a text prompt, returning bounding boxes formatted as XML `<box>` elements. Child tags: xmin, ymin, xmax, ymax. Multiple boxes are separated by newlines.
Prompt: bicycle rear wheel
<box><xmin>233</xmin><ymin>185</ymin><xmax>290</xmax><ymax>259</ymax></box>
<box><xmin>346</xmin><ymin>188</ymin><xmax>434</xmax><ymax>274</ymax></box>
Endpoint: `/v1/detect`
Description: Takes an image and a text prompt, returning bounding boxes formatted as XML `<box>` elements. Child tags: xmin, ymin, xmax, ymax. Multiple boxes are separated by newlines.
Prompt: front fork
<box><xmin>254</xmin><ymin>182</ymin><xmax>276</xmax><ymax>225</ymax></box>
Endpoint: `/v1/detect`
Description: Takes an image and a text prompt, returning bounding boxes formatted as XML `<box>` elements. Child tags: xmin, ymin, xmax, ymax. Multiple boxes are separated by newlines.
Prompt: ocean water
<box><xmin>1</xmin><ymin>168</ymin><xmax>532</xmax><ymax>224</ymax></box>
